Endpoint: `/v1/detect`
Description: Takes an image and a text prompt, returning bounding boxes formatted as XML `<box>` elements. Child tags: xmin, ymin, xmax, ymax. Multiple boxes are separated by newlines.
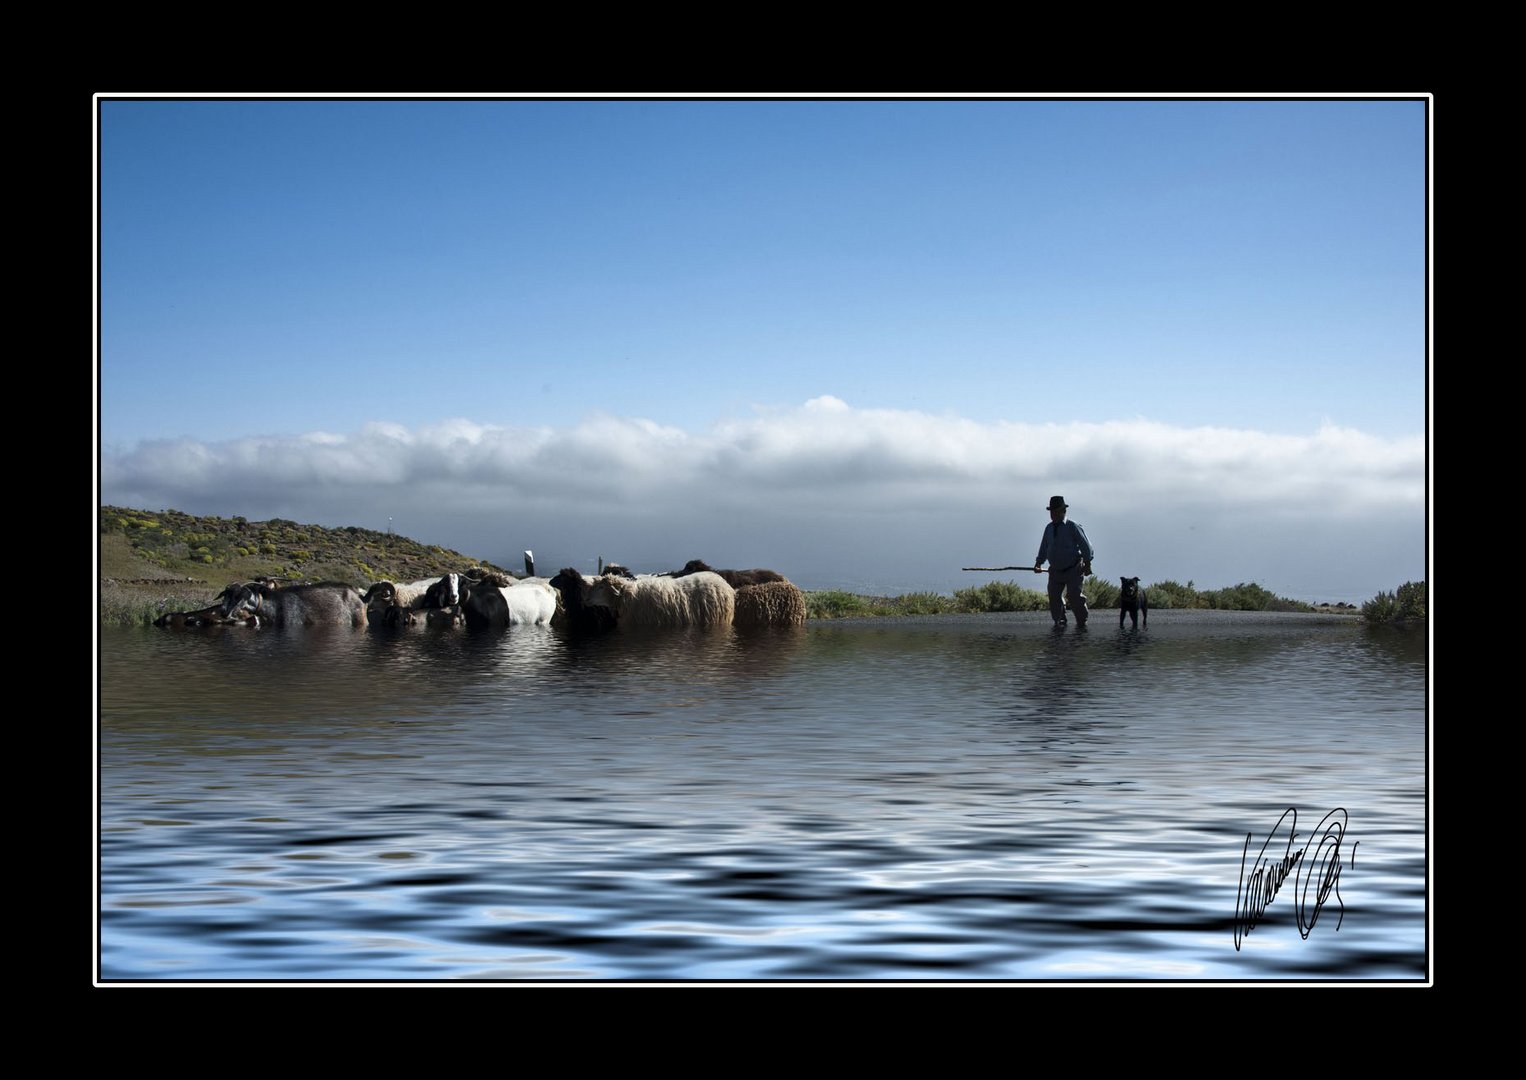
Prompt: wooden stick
<box><xmin>961</xmin><ymin>566</ymin><xmax>1050</xmax><ymax>572</ymax></box>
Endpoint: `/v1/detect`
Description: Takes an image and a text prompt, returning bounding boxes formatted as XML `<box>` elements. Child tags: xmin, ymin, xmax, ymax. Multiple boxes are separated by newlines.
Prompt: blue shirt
<box><xmin>1036</xmin><ymin>520</ymin><xmax>1094</xmax><ymax>572</ymax></box>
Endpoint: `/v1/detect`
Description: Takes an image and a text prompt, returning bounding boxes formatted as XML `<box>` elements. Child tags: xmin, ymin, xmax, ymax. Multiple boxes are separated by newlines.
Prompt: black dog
<box><xmin>1119</xmin><ymin>577</ymin><xmax>1148</xmax><ymax>629</ymax></box>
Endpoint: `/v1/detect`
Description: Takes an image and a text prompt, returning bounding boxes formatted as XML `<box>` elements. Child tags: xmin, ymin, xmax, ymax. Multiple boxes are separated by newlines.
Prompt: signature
<box><xmin>1234</xmin><ymin>808</ymin><xmax>1356</xmax><ymax>951</ymax></box>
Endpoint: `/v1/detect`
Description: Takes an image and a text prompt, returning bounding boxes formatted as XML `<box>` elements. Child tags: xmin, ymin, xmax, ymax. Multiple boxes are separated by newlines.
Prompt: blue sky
<box><xmin>98</xmin><ymin>96</ymin><xmax>1428</xmax><ymax>602</ymax></box>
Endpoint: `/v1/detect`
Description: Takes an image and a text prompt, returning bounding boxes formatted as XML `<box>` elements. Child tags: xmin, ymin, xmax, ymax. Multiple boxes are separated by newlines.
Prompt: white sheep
<box><xmin>582</xmin><ymin>571</ymin><xmax>735</xmax><ymax>630</ymax></box>
<box><xmin>500</xmin><ymin>580</ymin><xmax>558</xmax><ymax>626</ymax></box>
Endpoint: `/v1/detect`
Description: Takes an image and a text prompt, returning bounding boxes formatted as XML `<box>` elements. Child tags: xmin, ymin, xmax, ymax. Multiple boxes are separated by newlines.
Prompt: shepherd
<box><xmin>1034</xmin><ymin>495</ymin><xmax>1094</xmax><ymax>631</ymax></box>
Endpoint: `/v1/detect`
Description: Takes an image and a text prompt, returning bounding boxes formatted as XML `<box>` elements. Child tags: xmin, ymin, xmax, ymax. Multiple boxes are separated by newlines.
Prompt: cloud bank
<box><xmin>101</xmin><ymin>398</ymin><xmax>1426</xmax><ymax>602</ymax></box>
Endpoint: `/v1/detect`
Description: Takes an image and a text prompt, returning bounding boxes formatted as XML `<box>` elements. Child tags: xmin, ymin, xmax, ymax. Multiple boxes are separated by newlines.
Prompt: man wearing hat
<box><xmin>1034</xmin><ymin>495</ymin><xmax>1094</xmax><ymax>629</ymax></box>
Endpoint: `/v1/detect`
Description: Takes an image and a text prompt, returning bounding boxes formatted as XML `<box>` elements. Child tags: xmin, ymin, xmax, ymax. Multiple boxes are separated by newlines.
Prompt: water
<box><xmin>97</xmin><ymin>611</ymin><xmax>1428</xmax><ymax>982</ymax></box>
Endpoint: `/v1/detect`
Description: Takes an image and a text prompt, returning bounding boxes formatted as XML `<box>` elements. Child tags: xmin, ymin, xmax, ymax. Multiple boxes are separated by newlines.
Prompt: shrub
<box><xmin>807</xmin><ymin>590</ymin><xmax>871</xmax><ymax>619</ymax></box>
<box><xmin>1147</xmin><ymin>580</ymin><xmax>1198</xmax><ymax>610</ymax></box>
<box><xmin>1396</xmin><ymin>580</ymin><xmax>1427</xmax><ymax>619</ymax></box>
<box><xmin>1083</xmin><ymin>575</ymin><xmax>1120</xmax><ymax>609</ymax></box>
<box><xmin>1363</xmin><ymin>580</ymin><xmax>1426</xmax><ymax>624</ymax></box>
<box><xmin>954</xmin><ymin>580</ymin><xmax>1048</xmax><ymax>612</ymax></box>
<box><xmin>893</xmin><ymin>592</ymin><xmax>959</xmax><ymax>615</ymax></box>
<box><xmin>1362</xmin><ymin>591</ymin><xmax>1397</xmax><ymax>622</ymax></box>
<box><xmin>1201</xmin><ymin>582</ymin><xmax>1273</xmax><ymax>610</ymax></box>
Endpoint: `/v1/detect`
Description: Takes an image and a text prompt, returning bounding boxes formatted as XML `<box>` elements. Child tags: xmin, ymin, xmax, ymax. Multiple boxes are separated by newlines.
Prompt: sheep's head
<box><xmin>362</xmin><ymin>582</ymin><xmax>398</xmax><ymax>607</ymax></box>
<box><xmin>550</xmin><ymin>568</ymin><xmax>589</xmax><ymax>602</ymax></box>
<box><xmin>423</xmin><ymin>573</ymin><xmax>461</xmax><ymax>608</ymax></box>
<box><xmin>584</xmin><ymin>574</ymin><xmax>634</xmax><ymax>613</ymax></box>
<box><xmin>217</xmin><ymin>583</ymin><xmax>259</xmax><ymax>618</ymax></box>
<box><xmin>380</xmin><ymin>604</ymin><xmax>416</xmax><ymax>627</ymax></box>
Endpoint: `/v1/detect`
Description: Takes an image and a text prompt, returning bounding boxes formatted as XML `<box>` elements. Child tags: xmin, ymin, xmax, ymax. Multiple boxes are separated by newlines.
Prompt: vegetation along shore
<box><xmin>99</xmin><ymin>506</ymin><xmax>1424</xmax><ymax>628</ymax></box>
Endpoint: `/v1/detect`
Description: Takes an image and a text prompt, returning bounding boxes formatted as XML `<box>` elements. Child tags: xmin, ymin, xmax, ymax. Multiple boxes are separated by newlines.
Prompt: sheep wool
<box><xmin>586</xmin><ymin>571</ymin><xmax>736</xmax><ymax>630</ymax></box>
<box><xmin>500</xmin><ymin>580</ymin><xmax>558</xmax><ymax>626</ymax></box>
<box><xmin>733</xmin><ymin>580</ymin><xmax>807</xmax><ymax>629</ymax></box>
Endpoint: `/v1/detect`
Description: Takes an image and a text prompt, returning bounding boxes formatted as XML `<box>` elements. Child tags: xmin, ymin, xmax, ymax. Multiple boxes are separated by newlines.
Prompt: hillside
<box><xmin>100</xmin><ymin>506</ymin><xmax>506</xmax><ymax>625</ymax></box>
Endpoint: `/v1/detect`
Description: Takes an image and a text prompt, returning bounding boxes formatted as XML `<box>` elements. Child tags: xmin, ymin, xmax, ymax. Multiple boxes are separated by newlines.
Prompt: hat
<box><xmin>1046</xmin><ymin>495</ymin><xmax>1068</xmax><ymax>510</ymax></box>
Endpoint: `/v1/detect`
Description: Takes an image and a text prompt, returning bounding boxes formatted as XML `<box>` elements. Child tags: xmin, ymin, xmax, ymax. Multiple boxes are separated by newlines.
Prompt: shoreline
<box><xmin>98</xmin><ymin>578</ymin><xmax>1369</xmax><ymax>629</ymax></box>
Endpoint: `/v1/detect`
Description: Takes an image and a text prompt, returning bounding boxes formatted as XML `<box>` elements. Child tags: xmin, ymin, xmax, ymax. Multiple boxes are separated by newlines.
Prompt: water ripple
<box><xmin>100</xmin><ymin>614</ymin><xmax>1427</xmax><ymax>981</ymax></box>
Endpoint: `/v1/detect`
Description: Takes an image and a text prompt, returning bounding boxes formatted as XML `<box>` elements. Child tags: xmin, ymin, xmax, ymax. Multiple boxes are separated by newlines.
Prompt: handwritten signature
<box><xmin>1234</xmin><ymin>808</ymin><xmax>1356</xmax><ymax>951</ymax></box>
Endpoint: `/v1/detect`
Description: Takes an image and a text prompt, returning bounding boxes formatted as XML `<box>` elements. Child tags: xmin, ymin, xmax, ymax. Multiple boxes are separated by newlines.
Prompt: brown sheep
<box><xmin>669</xmin><ymin>559</ymin><xmax>786</xmax><ymax>588</ymax></box>
<box><xmin>733</xmin><ymin>580</ymin><xmax>808</xmax><ymax>629</ymax></box>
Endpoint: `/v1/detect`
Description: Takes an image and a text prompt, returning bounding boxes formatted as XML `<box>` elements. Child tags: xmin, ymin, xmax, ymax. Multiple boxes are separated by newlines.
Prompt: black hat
<box><xmin>1046</xmin><ymin>495</ymin><xmax>1068</xmax><ymax>511</ymax></box>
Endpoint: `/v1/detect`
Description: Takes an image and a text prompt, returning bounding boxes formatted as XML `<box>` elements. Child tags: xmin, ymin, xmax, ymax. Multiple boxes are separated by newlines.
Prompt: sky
<box><xmin>96</xmin><ymin>96</ymin><xmax>1429</xmax><ymax>603</ymax></box>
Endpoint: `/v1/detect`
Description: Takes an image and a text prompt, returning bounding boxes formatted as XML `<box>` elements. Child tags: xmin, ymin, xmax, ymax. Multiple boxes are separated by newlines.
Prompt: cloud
<box><xmin>104</xmin><ymin>400</ymin><xmax>1421</xmax><ymax>511</ymax></box>
<box><xmin>100</xmin><ymin>399</ymin><xmax>1425</xmax><ymax>600</ymax></box>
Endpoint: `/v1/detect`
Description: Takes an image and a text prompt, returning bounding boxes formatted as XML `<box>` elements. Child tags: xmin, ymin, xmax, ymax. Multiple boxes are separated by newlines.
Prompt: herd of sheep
<box><xmin>153</xmin><ymin>559</ymin><xmax>808</xmax><ymax>633</ymax></box>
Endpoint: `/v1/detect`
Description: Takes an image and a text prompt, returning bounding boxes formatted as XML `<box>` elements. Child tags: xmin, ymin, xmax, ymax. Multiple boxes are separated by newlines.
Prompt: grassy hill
<box><xmin>100</xmin><ymin>506</ymin><xmax>507</xmax><ymax>625</ymax></box>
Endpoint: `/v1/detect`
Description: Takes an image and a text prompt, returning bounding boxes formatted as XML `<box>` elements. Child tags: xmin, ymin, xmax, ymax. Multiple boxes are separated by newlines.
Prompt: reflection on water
<box><xmin>99</xmin><ymin>611</ymin><xmax>1427</xmax><ymax>981</ymax></box>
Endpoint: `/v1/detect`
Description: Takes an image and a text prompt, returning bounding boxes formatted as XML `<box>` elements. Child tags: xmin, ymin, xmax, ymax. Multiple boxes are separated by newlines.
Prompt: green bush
<box><xmin>807</xmin><ymin>590</ymin><xmax>871</xmax><ymax>619</ymax></box>
<box><xmin>1147</xmin><ymin>580</ymin><xmax>1196</xmax><ymax>609</ymax></box>
<box><xmin>953</xmin><ymin>580</ymin><xmax>1048</xmax><ymax>612</ymax></box>
<box><xmin>894</xmin><ymin>592</ymin><xmax>959</xmax><ymax>615</ymax></box>
<box><xmin>1201</xmin><ymin>582</ymin><xmax>1274</xmax><ymax>610</ymax></box>
<box><xmin>1363</xmin><ymin>580</ymin><xmax>1426</xmax><ymax>624</ymax></box>
<box><xmin>1362</xmin><ymin>591</ymin><xmax>1397</xmax><ymax>621</ymax></box>
<box><xmin>1396</xmin><ymin>581</ymin><xmax>1427</xmax><ymax>619</ymax></box>
<box><xmin>1083</xmin><ymin>575</ymin><xmax>1120</xmax><ymax>609</ymax></box>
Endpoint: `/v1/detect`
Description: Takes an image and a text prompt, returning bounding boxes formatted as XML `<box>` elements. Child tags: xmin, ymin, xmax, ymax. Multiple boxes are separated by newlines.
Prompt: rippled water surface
<box><xmin>98</xmin><ymin>611</ymin><xmax>1428</xmax><ymax>981</ymax></box>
